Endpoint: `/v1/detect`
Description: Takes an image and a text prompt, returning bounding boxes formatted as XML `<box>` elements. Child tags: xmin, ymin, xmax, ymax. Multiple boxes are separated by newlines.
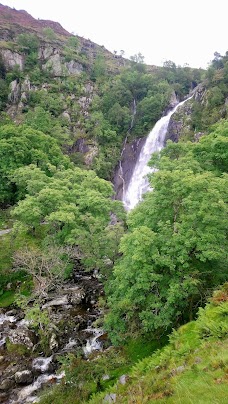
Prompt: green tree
<box><xmin>17</xmin><ymin>33</ymin><xmax>39</xmax><ymax>53</ymax></box>
<box><xmin>0</xmin><ymin>124</ymin><xmax>70</xmax><ymax>204</ymax></box>
<box><xmin>105</xmin><ymin>143</ymin><xmax>228</xmax><ymax>343</ymax></box>
<box><xmin>12</xmin><ymin>166</ymin><xmax>125</xmax><ymax>270</ymax></box>
<box><xmin>42</xmin><ymin>27</ymin><xmax>57</xmax><ymax>41</ymax></box>
<box><xmin>91</xmin><ymin>55</ymin><xmax>107</xmax><ymax>81</ymax></box>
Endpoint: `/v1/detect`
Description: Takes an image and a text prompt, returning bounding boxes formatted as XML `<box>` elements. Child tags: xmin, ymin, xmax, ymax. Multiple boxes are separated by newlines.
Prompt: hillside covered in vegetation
<box><xmin>0</xmin><ymin>4</ymin><xmax>227</xmax><ymax>404</ymax></box>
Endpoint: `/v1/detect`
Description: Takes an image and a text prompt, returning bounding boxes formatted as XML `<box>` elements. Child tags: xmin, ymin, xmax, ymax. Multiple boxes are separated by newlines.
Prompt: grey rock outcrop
<box><xmin>8</xmin><ymin>79</ymin><xmax>21</xmax><ymax>104</ymax></box>
<box><xmin>65</xmin><ymin>60</ymin><xmax>83</xmax><ymax>75</ymax></box>
<box><xmin>43</xmin><ymin>53</ymin><xmax>63</xmax><ymax>76</ymax></box>
<box><xmin>40</xmin><ymin>45</ymin><xmax>83</xmax><ymax>77</ymax></box>
<box><xmin>113</xmin><ymin>137</ymin><xmax>146</xmax><ymax>200</ymax></box>
<box><xmin>1</xmin><ymin>49</ymin><xmax>24</xmax><ymax>70</ymax></box>
<box><xmin>166</xmin><ymin>98</ymin><xmax>193</xmax><ymax>143</ymax></box>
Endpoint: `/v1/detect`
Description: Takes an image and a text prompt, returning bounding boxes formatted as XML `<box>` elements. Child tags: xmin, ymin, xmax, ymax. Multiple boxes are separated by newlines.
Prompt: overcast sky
<box><xmin>1</xmin><ymin>0</ymin><xmax>227</xmax><ymax>68</ymax></box>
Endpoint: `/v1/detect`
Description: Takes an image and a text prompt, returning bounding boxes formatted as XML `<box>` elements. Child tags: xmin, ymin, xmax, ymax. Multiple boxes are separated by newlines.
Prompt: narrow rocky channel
<box><xmin>0</xmin><ymin>271</ymin><xmax>105</xmax><ymax>403</ymax></box>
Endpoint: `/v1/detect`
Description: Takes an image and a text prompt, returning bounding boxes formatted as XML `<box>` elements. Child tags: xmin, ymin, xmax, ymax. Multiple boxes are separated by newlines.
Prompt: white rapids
<box><xmin>83</xmin><ymin>327</ymin><xmax>104</xmax><ymax>356</ymax></box>
<box><xmin>122</xmin><ymin>97</ymin><xmax>192</xmax><ymax>211</ymax></box>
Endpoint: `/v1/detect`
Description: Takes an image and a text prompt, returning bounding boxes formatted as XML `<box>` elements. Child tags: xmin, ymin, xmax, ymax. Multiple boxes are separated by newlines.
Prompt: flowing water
<box><xmin>122</xmin><ymin>98</ymin><xmax>192</xmax><ymax>210</ymax></box>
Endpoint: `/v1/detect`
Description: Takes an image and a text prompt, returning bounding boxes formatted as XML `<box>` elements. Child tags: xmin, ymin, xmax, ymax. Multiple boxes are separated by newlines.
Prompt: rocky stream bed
<box><xmin>0</xmin><ymin>271</ymin><xmax>105</xmax><ymax>403</ymax></box>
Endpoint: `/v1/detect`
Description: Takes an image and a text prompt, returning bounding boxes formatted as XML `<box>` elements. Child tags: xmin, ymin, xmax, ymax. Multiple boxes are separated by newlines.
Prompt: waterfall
<box><xmin>122</xmin><ymin>97</ymin><xmax>192</xmax><ymax>211</ymax></box>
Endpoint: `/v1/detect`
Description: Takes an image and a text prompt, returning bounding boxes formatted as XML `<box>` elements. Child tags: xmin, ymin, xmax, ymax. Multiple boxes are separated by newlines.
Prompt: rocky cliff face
<box><xmin>113</xmin><ymin>137</ymin><xmax>146</xmax><ymax>200</ymax></box>
<box><xmin>0</xmin><ymin>3</ymin><xmax>125</xmax><ymax>71</ymax></box>
<box><xmin>166</xmin><ymin>86</ymin><xmax>207</xmax><ymax>143</ymax></box>
<box><xmin>166</xmin><ymin>99</ymin><xmax>193</xmax><ymax>143</ymax></box>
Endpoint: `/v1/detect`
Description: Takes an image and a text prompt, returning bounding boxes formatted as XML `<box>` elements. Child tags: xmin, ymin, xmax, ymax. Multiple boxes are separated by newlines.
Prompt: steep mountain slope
<box><xmin>0</xmin><ymin>3</ymin><xmax>202</xmax><ymax>190</ymax></box>
<box><xmin>0</xmin><ymin>4</ymin><xmax>227</xmax><ymax>404</ymax></box>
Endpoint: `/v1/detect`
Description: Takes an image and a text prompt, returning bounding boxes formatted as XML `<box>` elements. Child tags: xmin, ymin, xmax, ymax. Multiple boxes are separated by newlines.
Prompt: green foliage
<box><xmin>42</xmin><ymin>27</ymin><xmax>57</xmax><ymax>41</ymax></box>
<box><xmin>105</xmin><ymin>136</ymin><xmax>228</xmax><ymax>342</ymax></box>
<box><xmin>15</xmin><ymin>294</ymin><xmax>53</xmax><ymax>353</ymax></box>
<box><xmin>0</xmin><ymin>124</ymin><xmax>71</xmax><ymax>204</ymax></box>
<box><xmin>17</xmin><ymin>33</ymin><xmax>39</xmax><ymax>53</ymax></box>
<box><xmin>67</xmin><ymin>36</ymin><xmax>79</xmax><ymax>49</ymax></box>
<box><xmin>91</xmin><ymin>54</ymin><xmax>107</xmax><ymax>82</ymax></box>
<box><xmin>196</xmin><ymin>284</ymin><xmax>228</xmax><ymax>339</ymax></box>
<box><xmin>16</xmin><ymin>33</ymin><xmax>39</xmax><ymax>71</ymax></box>
<box><xmin>0</xmin><ymin>78</ymin><xmax>8</xmax><ymax>111</ymax></box>
<box><xmin>38</xmin><ymin>286</ymin><xmax>228</xmax><ymax>404</ymax></box>
<box><xmin>6</xmin><ymin>340</ymin><xmax>29</xmax><ymax>356</ymax></box>
<box><xmin>12</xmin><ymin>165</ymin><xmax>125</xmax><ymax>270</ymax></box>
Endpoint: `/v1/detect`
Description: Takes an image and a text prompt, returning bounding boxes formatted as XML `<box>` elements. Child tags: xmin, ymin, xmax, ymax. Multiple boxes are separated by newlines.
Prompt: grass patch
<box><xmin>124</xmin><ymin>335</ymin><xmax>168</xmax><ymax>364</ymax></box>
<box><xmin>0</xmin><ymin>290</ymin><xmax>15</xmax><ymax>307</ymax></box>
<box><xmin>87</xmin><ymin>285</ymin><xmax>228</xmax><ymax>404</ymax></box>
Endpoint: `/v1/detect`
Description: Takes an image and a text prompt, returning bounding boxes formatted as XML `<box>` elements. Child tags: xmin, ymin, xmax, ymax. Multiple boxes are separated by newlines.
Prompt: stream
<box><xmin>0</xmin><ymin>272</ymin><xmax>105</xmax><ymax>404</ymax></box>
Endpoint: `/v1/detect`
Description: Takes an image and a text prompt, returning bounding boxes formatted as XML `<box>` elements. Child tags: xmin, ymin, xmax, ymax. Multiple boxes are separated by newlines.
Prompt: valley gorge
<box><xmin>0</xmin><ymin>3</ymin><xmax>227</xmax><ymax>404</ymax></box>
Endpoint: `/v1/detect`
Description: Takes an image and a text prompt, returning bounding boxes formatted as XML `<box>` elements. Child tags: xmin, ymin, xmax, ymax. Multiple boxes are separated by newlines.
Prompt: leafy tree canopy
<box><xmin>105</xmin><ymin>133</ymin><xmax>228</xmax><ymax>343</ymax></box>
<box><xmin>0</xmin><ymin>124</ymin><xmax>71</xmax><ymax>204</ymax></box>
<box><xmin>12</xmin><ymin>165</ymin><xmax>125</xmax><ymax>270</ymax></box>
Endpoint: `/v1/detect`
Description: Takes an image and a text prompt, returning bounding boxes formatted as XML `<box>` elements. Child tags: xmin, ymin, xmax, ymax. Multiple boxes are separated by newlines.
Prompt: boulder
<box><xmin>42</xmin><ymin>295</ymin><xmax>68</xmax><ymax>309</ymax></box>
<box><xmin>32</xmin><ymin>356</ymin><xmax>54</xmax><ymax>374</ymax></box>
<box><xmin>119</xmin><ymin>374</ymin><xmax>129</xmax><ymax>385</ymax></box>
<box><xmin>14</xmin><ymin>370</ymin><xmax>33</xmax><ymax>384</ymax></box>
<box><xmin>103</xmin><ymin>393</ymin><xmax>117</xmax><ymax>403</ymax></box>
<box><xmin>8</xmin><ymin>327</ymin><xmax>35</xmax><ymax>349</ymax></box>
<box><xmin>0</xmin><ymin>377</ymin><xmax>14</xmax><ymax>391</ymax></box>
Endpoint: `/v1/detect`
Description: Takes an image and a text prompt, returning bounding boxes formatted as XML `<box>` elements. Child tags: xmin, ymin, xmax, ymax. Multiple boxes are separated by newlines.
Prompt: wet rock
<box><xmin>166</xmin><ymin>98</ymin><xmax>193</xmax><ymax>143</ymax></box>
<box><xmin>0</xmin><ymin>357</ymin><xmax>4</xmax><ymax>364</ymax></box>
<box><xmin>113</xmin><ymin>137</ymin><xmax>146</xmax><ymax>200</ymax></box>
<box><xmin>42</xmin><ymin>295</ymin><xmax>68</xmax><ymax>309</ymax></box>
<box><xmin>32</xmin><ymin>356</ymin><xmax>54</xmax><ymax>374</ymax></box>
<box><xmin>0</xmin><ymin>392</ymin><xmax>7</xmax><ymax>403</ymax></box>
<box><xmin>103</xmin><ymin>393</ymin><xmax>117</xmax><ymax>403</ymax></box>
<box><xmin>0</xmin><ymin>377</ymin><xmax>14</xmax><ymax>390</ymax></box>
<box><xmin>0</xmin><ymin>314</ymin><xmax>16</xmax><ymax>331</ymax></box>
<box><xmin>18</xmin><ymin>371</ymin><xmax>65</xmax><ymax>403</ymax></box>
<box><xmin>8</xmin><ymin>327</ymin><xmax>35</xmax><ymax>349</ymax></box>
<box><xmin>15</xmin><ymin>370</ymin><xmax>33</xmax><ymax>384</ymax></box>
<box><xmin>63</xmin><ymin>286</ymin><xmax>85</xmax><ymax>305</ymax></box>
<box><xmin>49</xmin><ymin>334</ymin><xmax>58</xmax><ymax>351</ymax></box>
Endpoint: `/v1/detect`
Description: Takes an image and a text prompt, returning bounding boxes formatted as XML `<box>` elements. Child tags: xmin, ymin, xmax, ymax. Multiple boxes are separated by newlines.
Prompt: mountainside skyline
<box><xmin>0</xmin><ymin>0</ymin><xmax>228</xmax><ymax>69</ymax></box>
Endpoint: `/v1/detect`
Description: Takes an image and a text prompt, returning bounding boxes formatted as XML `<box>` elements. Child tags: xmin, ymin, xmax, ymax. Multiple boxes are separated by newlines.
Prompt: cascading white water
<box><xmin>122</xmin><ymin>97</ymin><xmax>192</xmax><ymax>211</ymax></box>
